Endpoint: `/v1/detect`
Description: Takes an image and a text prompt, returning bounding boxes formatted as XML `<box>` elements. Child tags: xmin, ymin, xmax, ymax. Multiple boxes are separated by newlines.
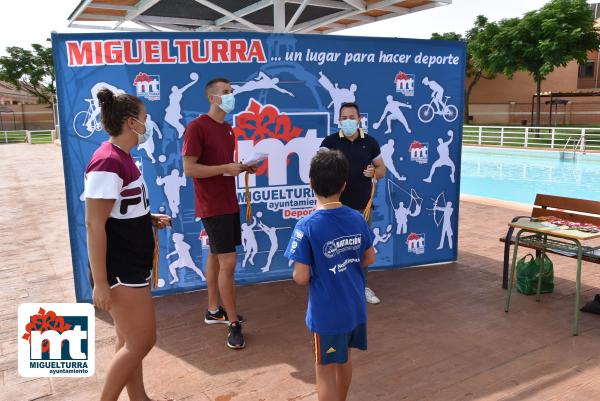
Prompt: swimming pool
<box><xmin>460</xmin><ymin>147</ymin><xmax>600</xmax><ymax>204</ymax></box>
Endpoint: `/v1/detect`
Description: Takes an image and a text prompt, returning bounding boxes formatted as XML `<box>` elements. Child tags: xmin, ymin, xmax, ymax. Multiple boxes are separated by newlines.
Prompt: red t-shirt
<box><xmin>182</xmin><ymin>114</ymin><xmax>240</xmax><ymax>218</ymax></box>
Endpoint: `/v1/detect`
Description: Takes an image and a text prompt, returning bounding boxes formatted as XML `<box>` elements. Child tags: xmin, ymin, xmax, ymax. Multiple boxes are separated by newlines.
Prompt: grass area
<box><xmin>462</xmin><ymin>126</ymin><xmax>600</xmax><ymax>150</ymax></box>
<box><xmin>29</xmin><ymin>131</ymin><xmax>53</xmax><ymax>144</ymax></box>
<box><xmin>0</xmin><ymin>130</ymin><xmax>53</xmax><ymax>144</ymax></box>
<box><xmin>0</xmin><ymin>131</ymin><xmax>26</xmax><ymax>143</ymax></box>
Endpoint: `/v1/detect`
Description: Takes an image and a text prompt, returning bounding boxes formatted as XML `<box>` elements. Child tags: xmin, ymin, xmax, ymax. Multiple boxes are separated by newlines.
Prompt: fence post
<box><xmin>550</xmin><ymin>127</ymin><xmax>555</xmax><ymax>149</ymax></box>
<box><xmin>582</xmin><ymin>128</ymin><xmax>586</xmax><ymax>154</ymax></box>
<box><xmin>51</xmin><ymin>130</ymin><xmax>56</xmax><ymax>141</ymax></box>
<box><xmin>500</xmin><ymin>127</ymin><xmax>504</xmax><ymax>146</ymax></box>
<box><xmin>524</xmin><ymin>127</ymin><xmax>529</xmax><ymax>148</ymax></box>
<box><xmin>3</xmin><ymin>131</ymin><xmax>6</xmax><ymax>144</ymax></box>
<box><xmin>478</xmin><ymin>126</ymin><xmax>482</xmax><ymax>145</ymax></box>
<box><xmin>26</xmin><ymin>130</ymin><xmax>31</xmax><ymax>144</ymax></box>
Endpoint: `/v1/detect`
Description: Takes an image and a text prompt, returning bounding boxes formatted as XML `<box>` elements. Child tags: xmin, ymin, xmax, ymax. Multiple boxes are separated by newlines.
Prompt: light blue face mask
<box><xmin>133</xmin><ymin>117</ymin><xmax>152</xmax><ymax>144</ymax></box>
<box><xmin>218</xmin><ymin>93</ymin><xmax>236</xmax><ymax>114</ymax></box>
<box><xmin>340</xmin><ymin>119</ymin><xmax>358</xmax><ymax>137</ymax></box>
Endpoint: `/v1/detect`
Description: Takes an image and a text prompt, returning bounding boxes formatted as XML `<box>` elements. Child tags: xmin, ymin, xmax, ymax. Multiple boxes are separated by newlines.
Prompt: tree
<box><xmin>432</xmin><ymin>16</ymin><xmax>503</xmax><ymax>121</ymax></box>
<box><xmin>0</xmin><ymin>44</ymin><xmax>55</xmax><ymax>104</ymax></box>
<box><xmin>494</xmin><ymin>0</ymin><xmax>600</xmax><ymax>127</ymax></box>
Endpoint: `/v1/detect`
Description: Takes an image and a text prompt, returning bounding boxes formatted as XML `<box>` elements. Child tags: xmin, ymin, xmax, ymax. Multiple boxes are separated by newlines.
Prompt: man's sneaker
<box><xmin>204</xmin><ymin>306</ymin><xmax>244</xmax><ymax>325</ymax></box>
<box><xmin>227</xmin><ymin>321</ymin><xmax>246</xmax><ymax>349</ymax></box>
<box><xmin>365</xmin><ymin>287</ymin><xmax>381</xmax><ymax>304</ymax></box>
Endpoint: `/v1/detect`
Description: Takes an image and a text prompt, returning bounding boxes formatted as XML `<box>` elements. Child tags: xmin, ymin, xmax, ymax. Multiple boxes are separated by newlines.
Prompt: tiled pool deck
<box><xmin>2</xmin><ymin>144</ymin><xmax>600</xmax><ymax>401</ymax></box>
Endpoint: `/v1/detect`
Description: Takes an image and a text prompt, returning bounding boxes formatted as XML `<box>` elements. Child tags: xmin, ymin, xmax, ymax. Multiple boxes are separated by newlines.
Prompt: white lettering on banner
<box><xmin>237</xmin><ymin>129</ymin><xmax>323</xmax><ymax>187</ymax></box>
<box><xmin>379</xmin><ymin>51</ymin><xmax>412</xmax><ymax>64</ymax></box>
<box><xmin>343</xmin><ymin>52</ymin><xmax>375</xmax><ymax>66</ymax></box>
<box><xmin>237</xmin><ymin>185</ymin><xmax>316</xmax><ymax>211</ymax></box>
<box><xmin>414</xmin><ymin>52</ymin><xmax>460</xmax><ymax>68</ymax></box>
<box><xmin>305</xmin><ymin>49</ymin><xmax>342</xmax><ymax>65</ymax></box>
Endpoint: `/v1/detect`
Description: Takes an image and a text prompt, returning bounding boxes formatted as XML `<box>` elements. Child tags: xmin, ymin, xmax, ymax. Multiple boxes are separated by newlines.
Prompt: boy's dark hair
<box><xmin>205</xmin><ymin>77</ymin><xmax>230</xmax><ymax>96</ymax></box>
<box><xmin>97</xmin><ymin>88</ymin><xmax>143</xmax><ymax>137</ymax></box>
<box><xmin>340</xmin><ymin>102</ymin><xmax>360</xmax><ymax>116</ymax></box>
<box><xmin>309</xmin><ymin>149</ymin><xmax>349</xmax><ymax>197</ymax></box>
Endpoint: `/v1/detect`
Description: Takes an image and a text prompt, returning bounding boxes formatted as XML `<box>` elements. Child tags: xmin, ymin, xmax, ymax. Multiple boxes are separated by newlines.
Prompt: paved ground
<box><xmin>2</xmin><ymin>143</ymin><xmax>600</xmax><ymax>401</ymax></box>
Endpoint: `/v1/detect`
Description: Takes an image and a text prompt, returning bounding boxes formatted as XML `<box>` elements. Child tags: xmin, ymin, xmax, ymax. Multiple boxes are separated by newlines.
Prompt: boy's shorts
<box><xmin>311</xmin><ymin>323</ymin><xmax>367</xmax><ymax>365</ymax></box>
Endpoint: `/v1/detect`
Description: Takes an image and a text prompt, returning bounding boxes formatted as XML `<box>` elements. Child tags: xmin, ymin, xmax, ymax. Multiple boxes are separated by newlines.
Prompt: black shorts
<box><xmin>201</xmin><ymin>212</ymin><xmax>242</xmax><ymax>254</ymax></box>
<box><xmin>88</xmin><ymin>263</ymin><xmax>152</xmax><ymax>289</ymax></box>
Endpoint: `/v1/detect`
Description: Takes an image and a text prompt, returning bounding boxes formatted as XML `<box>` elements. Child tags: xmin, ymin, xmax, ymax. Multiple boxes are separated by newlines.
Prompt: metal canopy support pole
<box><xmin>273</xmin><ymin>0</ymin><xmax>285</xmax><ymax>32</ymax></box>
<box><xmin>214</xmin><ymin>0</ymin><xmax>274</xmax><ymax>28</ymax></box>
<box><xmin>67</xmin><ymin>0</ymin><xmax>93</xmax><ymax>27</ymax></box>
<box><xmin>342</xmin><ymin>0</ymin><xmax>366</xmax><ymax>10</ymax></box>
<box><xmin>285</xmin><ymin>0</ymin><xmax>310</xmax><ymax>32</ymax></box>
<box><xmin>193</xmin><ymin>0</ymin><xmax>267</xmax><ymax>32</ymax></box>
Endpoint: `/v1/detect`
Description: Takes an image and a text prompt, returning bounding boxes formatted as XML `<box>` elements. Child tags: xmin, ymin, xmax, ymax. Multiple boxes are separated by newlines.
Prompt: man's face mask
<box><xmin>132</xmin><ymin>117</ymin><xmax>151</xmax><ymax>144</ymax></box>
<box><xmin>340</xmin><ymin>119</ymin><xmax>358</xmax><ymax>137</ymax></box>
<box><xmin>217</xmin><ymin>93</ymin><xmax>236</xmax><ymax>114</ymax></box>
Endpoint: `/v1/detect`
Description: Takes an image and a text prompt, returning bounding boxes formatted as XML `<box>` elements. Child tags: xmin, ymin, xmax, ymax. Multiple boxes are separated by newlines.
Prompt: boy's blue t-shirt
<box><xmin>284</xmin><ymin>206</ymin><xmax>373</xmax><ymax>335</ymax></box>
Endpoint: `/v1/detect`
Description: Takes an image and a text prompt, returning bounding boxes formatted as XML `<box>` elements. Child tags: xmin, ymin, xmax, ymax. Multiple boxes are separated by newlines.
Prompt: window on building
<box><xmin>579</xmin><ymin>61</ymin><xmax>595</xmax><ymax>78</ymax></box>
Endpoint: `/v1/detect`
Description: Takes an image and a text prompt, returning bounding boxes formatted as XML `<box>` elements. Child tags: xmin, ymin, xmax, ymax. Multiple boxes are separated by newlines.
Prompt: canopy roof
<box><xmin>67</xmin><ymin>0</ymin><xmax>451</xmax><ymax>34</ymax></box>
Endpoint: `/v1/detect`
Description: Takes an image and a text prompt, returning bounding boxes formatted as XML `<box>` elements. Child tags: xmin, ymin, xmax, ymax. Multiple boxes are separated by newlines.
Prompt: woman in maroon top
<box><xmin>85</xmin><ymin>88</ymin><xmax>171</xmax><ymax>401</ymax></box>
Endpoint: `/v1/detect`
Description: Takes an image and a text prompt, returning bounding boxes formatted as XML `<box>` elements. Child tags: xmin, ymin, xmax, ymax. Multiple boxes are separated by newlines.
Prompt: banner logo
<box><xmin>18</xmin><ymin>303</ymin><xmax>95</xmax><ymax>377</ymax></box>
<box><xmin>395</xmin><ymin>71</ymin><xmax>415</xmax><ymax>96</ymax></box>
<box><xmin>133</xmin><ymin>72</ymin><xmax>160</xmax><ymax>101</ymax></box>
<box><xmin>199</xmin><ymin>229</ymin><xmax>210</xmax><ymax>249</ymax></box>
<box><xmin>409</xmin><ymin>140</ymin><xmax>428</xmax><ymax>164</ymax></box>
<box><xmin>406</xmin><ymin>232</ymin><xmax>425</xmax><ymax>254</ymax></box>
<box><xmin>234</xmin><ymin>99</ymin><xmax>329</xmax><ymax>219</ymax></box>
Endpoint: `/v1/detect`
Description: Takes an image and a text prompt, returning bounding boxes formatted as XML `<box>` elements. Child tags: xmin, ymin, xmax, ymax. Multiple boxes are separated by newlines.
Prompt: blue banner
<box><xmin>52</xmin><ymin>32</ymin><xmax>466</xmax><ymax>302</ymax></box>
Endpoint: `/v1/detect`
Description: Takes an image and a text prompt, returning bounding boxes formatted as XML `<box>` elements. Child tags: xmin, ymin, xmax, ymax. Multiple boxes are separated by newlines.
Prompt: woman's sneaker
<box><xmin>365</xmin><ymin>287</ymin><xmax>381</xmax><ymax>304</ymax></box>
<box><xmin>204</xmin><ymin>306</ymin><xmax>244</xmax><ymax>325</ymax></box>
<box><xmin>227</xmin><ymin>321</ymin><xmax>246</xmax><ymax>349</ymax></box>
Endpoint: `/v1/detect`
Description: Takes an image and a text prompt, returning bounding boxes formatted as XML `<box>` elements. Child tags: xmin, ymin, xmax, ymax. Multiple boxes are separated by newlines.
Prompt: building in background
<box><xmin>468</xmin><ymin>1</ymin><xmax>600</xmax><ymax>126</ymax></box>
<box><xmin>0</xmin><ymin>81</ymin><xmax>53</xmax><ymax>131</ymax></box>
<box><xmin>0</xmin><ymin>81</ymin><xmax>37</xmax><ymax>105</ymax></box>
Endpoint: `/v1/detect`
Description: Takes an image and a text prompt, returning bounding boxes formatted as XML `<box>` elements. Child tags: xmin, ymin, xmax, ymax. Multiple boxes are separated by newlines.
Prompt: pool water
<box><xmin>460</xmin><ymin>147</ymin><xmax>600</xmax><ymax>204</ymax></box>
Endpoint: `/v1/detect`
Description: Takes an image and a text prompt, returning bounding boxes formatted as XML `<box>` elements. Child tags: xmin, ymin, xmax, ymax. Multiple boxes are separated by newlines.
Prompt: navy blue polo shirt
<box><xmin>320</xmin><ymin>129</ymin><xmax>382</xmax><ymax>210</ymax></box>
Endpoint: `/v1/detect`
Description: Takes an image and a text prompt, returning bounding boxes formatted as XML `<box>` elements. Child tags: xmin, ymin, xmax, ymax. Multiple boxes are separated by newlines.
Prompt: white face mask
<box><xmin>218</xmin><ymin>93</ymin><xmax>236</xmax><ymax>114</ymax></box>
<box><xmin>340</xmin><ymin>118</ymin><xmax>358</xmax><ymax>137</ymax></box>
<box><xmin>132</xmin><ymin>117</ymin><xmax>151</xmax><ymax>145</ymax></box>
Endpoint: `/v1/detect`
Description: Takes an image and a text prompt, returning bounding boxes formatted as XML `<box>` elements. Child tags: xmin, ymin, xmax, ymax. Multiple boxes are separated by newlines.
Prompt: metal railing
<box><xmin>463</xmin><ymin>125</ymin><xmax>600</xmax><ymax>152</ymax></box>
<box><xmin>0</xmin><ymin>130</ymin><xmax>56</xmax><ymax>144</ymax></box>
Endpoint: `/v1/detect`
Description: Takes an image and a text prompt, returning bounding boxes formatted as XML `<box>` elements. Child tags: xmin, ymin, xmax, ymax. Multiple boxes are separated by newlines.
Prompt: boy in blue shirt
<box><xmin>285</xmin><ymin>149</ymin><xmax>376</xmax><ymax>401</ymax></box>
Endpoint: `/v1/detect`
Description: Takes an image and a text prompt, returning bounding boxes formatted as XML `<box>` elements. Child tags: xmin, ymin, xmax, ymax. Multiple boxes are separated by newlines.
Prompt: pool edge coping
<box><xmin>460</xmin><ymin>193</ymin><xmax>532</xmax><ymax>212</ymax></box>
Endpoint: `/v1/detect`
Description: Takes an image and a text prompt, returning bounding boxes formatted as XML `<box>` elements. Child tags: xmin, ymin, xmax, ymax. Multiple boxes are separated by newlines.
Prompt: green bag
<box><xmin>516</xmin><ymin>254</ymin><xmax>554</xmax><ymax>295</ymax></box>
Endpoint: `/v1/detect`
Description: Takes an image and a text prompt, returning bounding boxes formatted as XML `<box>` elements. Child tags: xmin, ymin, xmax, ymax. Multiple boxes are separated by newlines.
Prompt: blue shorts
<box><xmin>311</xmin><ymin>324</ymin><xmax>367</xmax><ymax>365</ymax></box>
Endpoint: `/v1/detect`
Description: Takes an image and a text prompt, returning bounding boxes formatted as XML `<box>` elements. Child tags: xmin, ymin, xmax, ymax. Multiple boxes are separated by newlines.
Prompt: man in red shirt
<box><xmin>182</xmin><ymin>77</ymin><xmax>253</xmax><ymax>349</ymax></box>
